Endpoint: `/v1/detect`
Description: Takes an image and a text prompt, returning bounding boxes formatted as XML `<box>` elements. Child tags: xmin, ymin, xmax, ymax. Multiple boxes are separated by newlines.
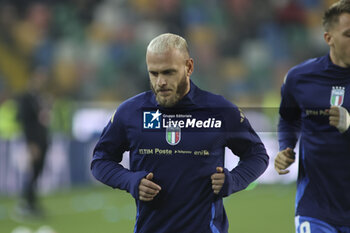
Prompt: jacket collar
<box><xmin>325</xmin><ymin>53</ymin><xmax>350</xmax><ymax>74</ymax></box>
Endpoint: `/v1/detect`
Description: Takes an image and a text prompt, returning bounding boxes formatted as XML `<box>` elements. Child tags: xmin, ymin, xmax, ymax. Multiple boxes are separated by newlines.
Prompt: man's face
<box><xmin>146</xmin><ymin>49</ymin><xmax>192</xmax><ymax>107</ymax></box>
<box><xmin>326</xmin><ymin>13</ymin><xmax>350</xmax><ymax>68</ymax></box>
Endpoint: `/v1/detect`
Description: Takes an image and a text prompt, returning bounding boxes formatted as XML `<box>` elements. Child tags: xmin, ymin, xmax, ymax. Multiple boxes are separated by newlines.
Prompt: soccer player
<box><xmin>91</xmin><ymin>33</ymin><xmax>269</xmax><ymax>233</ymax></box>
<box><xmin>275</xmin><ymin>1</ymin><xmax>350</xmax><ymax>232</ymax></box>
<box><xmin>16</xmin><ymin>66</ymin><xmax>50</xmax><ymax>217</ymax></box>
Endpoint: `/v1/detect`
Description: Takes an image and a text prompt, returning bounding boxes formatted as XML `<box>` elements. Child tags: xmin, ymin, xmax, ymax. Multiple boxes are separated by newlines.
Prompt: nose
<box><xmin>157</xmin><ymin>75</ymin><xmax>167</xmax><ymax>87</ymax></box>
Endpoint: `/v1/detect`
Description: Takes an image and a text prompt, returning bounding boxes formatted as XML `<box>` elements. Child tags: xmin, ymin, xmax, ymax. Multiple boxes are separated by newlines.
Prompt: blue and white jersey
<box><xmin>91</xmin><ymin>81</ymin><xmax>269</xmax><ymax>233</ymax></box>
<box><xmin>279</xmin><ymin>54</ymin><xmax>350</xmax><ymax>226</ymax></box>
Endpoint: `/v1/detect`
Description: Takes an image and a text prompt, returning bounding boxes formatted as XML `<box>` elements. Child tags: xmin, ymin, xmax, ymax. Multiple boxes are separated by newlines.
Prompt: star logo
<box><xmin>151</xmin><ymin>109</ymin><xmax>162</xmax><ymax>123</ymax></box>
<box><xmin>143</xmin><ymin>110</ymin><xmax>162</xmax><ymax>129</ymax></box>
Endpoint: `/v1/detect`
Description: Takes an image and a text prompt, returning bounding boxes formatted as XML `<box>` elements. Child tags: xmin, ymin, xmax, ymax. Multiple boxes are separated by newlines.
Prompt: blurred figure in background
<box><xmin>275</xmin><ymin>0</ymin><xmax>350</xmax><ymax>232</ymax></box>
<box><xmin>16</xmin><ymin>66</ymin><xmax>51</xmax><ymax>218</ymax></box>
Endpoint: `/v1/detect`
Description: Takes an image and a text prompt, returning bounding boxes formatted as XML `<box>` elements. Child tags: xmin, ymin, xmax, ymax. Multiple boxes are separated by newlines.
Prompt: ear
<box><xmin>185</xmin><ymin>58</ymin><xmax>194</xmax><ymax>77</ymax></box>
<box><xmin>324</xmin><ymin>31</ymin><xmax>333</xmax><ymax>46</ymax></box>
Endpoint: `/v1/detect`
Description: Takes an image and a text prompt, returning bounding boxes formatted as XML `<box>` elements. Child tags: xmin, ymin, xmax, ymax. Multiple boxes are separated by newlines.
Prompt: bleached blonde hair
<box><xmin>147</xmin><ymin>33</ymin><xmax>189</xmax><ymax>58</ymax></box>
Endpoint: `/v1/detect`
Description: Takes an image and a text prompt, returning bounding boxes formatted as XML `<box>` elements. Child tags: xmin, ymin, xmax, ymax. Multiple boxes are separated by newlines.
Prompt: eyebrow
<box><xmin>149</xmin><ymin>68</ymin><xmax>177</xmax><ymax>74</ymax></box>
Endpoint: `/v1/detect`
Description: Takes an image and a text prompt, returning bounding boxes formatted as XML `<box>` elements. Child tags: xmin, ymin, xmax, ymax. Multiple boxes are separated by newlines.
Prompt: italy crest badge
<box><xmin>330</xmin><ymin>86</ymin><xmax>345</xmax><ymax>106</ymax></box>
<box><xmin>166</xmin><ymin>125</ymin><xmax>181</xmax><ymax>146</ymax></box>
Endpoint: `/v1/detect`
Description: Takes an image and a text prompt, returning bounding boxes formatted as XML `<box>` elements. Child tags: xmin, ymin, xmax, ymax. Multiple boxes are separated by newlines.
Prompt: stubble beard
<box><xmin>151</xmin><ymin>75</ymin><xmax>188</xmax><ymax>108</ymax></box>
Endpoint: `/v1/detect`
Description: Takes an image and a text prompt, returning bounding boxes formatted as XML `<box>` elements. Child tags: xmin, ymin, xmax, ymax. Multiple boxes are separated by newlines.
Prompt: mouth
<box><xmin>157</xmin><ymin>89</ymin><xmax>172</xmax><ymax>96</ymax></box>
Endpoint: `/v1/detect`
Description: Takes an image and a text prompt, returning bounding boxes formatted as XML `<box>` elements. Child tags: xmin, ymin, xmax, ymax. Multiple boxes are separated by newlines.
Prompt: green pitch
<box><xmin>0</xmin><ymin>184</ymin><xmax>295</xmax><ymax>233</ymax></box>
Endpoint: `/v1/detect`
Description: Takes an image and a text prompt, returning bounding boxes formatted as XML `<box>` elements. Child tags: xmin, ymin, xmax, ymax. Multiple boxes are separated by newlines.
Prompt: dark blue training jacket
<box><xmin>279</xmin><ymin>54</ymin><xmax>350</xmax><ymax>226</ymax></box>
<box><xmin>91</xmin><ymin>81</ymin><xmax>269</xmax><ymax>233</ymax></box>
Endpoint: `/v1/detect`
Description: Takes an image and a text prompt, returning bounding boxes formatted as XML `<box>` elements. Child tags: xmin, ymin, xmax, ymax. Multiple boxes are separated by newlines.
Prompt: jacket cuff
<box><xmin>127</xmin><ymin>171</ymin><xmax>149</xmax><ymax>199</ymax></box>
<box><xmin>218</xmin><ymin>168</ymin><xmax>234</xmax><ymax>197</ymax></box>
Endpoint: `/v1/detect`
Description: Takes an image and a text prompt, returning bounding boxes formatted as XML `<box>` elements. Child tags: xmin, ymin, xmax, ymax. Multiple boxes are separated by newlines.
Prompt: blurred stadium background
<box><xmin>0</xmin><ymin>0</ymin><xmax>334</xmax><ymax>232</ymax></box>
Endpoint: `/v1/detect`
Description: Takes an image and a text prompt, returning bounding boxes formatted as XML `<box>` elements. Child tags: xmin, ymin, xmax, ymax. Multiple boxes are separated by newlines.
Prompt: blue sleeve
<box><xmin>220</xmin><ymin>107</ymin><xmax>269</xmax><ymax>197</ymax></box>
<box><xmin>91</xmin><ymin>106</ymin><xmax>148</xmax><ymax>199</ymax></box>
<box><xmin>278</xmin><ymin>73</ymin><xmax>301</xmax><ymax>151</ymax></box>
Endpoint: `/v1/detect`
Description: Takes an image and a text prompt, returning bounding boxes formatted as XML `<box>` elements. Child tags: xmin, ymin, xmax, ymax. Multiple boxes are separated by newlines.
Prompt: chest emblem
<box><xmin>166</xmin><ymin>125</ymin><xmax>181</xmax><ymax>145</ymax></box>
<box><xmin>330</xmin><ymin>86</ymin><xmax>345</xmax><ymax>106</ymax></box>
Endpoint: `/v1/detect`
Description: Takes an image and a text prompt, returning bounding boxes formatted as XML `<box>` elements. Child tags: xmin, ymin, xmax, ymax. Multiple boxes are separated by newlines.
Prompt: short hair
<box><xmin>147</xmin><ymin>33</ymin><xmax>189</xmax><ymax>58</ymax></box>
<box><xmin>323</xmin><ymin>0</ymin><xmax>350</xmax><ymax>31</ymax></box>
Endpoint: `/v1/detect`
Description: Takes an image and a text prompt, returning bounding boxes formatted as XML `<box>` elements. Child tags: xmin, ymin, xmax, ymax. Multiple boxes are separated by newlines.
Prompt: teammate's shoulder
<box><xmin>288</xmin><ymin>56</ymin><xmax>324</xmax><ymax>77</ymax></box>
<box><xmin>284</xmin><ymin>56</ymin><xmax>325</xmax><ymax>84</ymax></box>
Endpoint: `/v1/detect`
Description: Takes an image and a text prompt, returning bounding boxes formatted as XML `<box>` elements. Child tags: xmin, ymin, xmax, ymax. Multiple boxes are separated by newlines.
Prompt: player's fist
<box><xmin>329</xmin><ymin>106</ymin><xmax>350</xmax><ymax>133</ymax></box>
<box><xmin>138</xmin><ymin>172</ymin><xmax>161</xmax><ymax>201</ymax></box>
<box><xmin>274</xmin><ymin>147</ymin><xmax>295</xmax><ymax>175</ymax></box>
<box><xmin>211</xmin><ymin>167</ymin><xmax>225</xmax><ymax>195</ymax></box>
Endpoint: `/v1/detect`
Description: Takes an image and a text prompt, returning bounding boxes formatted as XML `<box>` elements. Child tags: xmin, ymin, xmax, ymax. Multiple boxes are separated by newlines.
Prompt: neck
<box><xmin>183</xmin><ymin>80</ymin><xmax>191</xmax><ymax>96</ymax></box>
<box><xmin>329</xmin><ymin>50</ymin><xmax>350</xmax><ymax>68</ymax></box>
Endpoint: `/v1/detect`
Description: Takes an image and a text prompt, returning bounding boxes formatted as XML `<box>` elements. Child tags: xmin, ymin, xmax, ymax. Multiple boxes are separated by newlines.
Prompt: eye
<box><xmin>162</xmin><ymin>70</ymin><xmax>176</xmax><ymax>75</ymax></box>
<box><xmin>342</xmin><ymin>30</ymin><xmax>350</xmax><ymax>37</ymax></box>
<box><xmin>149</xmin><ymin>71</ymin><xmax>158</xmax><ymax>77</ymax></box>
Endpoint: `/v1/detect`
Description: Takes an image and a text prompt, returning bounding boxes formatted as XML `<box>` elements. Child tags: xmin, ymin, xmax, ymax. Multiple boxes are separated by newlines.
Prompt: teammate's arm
<box><xmin>277</xmin><ymin>72</ymin><xmax>301</xmax><ymax>175</ymax></box>
<box><xmin>274</xmin><ymin>147</ymin><xmax>295</xmax><ymax>175</ymax></box>
<box><xmin>329</xmin><ymin>106</ymin><xmax>350</xmax><ymax>133</ymax></box>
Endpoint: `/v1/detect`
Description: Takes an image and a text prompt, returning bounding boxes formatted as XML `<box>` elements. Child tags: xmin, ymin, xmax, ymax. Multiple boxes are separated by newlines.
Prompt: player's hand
<box><xmin>138</xmin><ymin>173</ymin><xmax>161</xmax><ymax>201</ymax></box>
<box><xmin>211</xmin><ymin>167</ymin><xmax>225</xmax><ymax>195</ymax></box>
<box><xmin>329</xmin><ymin>106</ymin><xmax>350</xmax><ymax>133</ymax></box>
<box><xmin>274</xmin><ymin>148</ymin><xmax>295</xmax><ymax>175</ymax></box>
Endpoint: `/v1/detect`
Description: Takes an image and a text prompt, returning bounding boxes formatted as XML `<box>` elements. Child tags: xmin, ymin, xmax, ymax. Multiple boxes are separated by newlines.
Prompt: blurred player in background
<box><xmin>91</xmin><ymin>33</ymin><xmax>269</xmax><ymax>233</ymax></box>
<box><xmin>275</xmin><ymin>0</ymin><xmax>350</xmax><ymax>232</ymax></box>
<box><xmin>16</xmin><ymin>66</ymin><xmax>51</xmax><ymax>217</ymax></box>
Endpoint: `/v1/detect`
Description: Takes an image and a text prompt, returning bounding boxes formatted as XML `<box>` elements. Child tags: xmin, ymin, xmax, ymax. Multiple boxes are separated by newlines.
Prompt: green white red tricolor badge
<box><xmin>330</xmin><ymin>86</ymin><xmax>345</xmax><ymax>106</ymax></box>
<box><xmin>166</xmin><ymin>126</ymin><xmax>181</xmax><ymax>145</ymax></box>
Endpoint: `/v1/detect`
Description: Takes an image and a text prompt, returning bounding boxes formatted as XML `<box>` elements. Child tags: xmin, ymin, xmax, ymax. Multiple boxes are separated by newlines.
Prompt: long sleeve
<box><xmin>221</xmin><ymin>108</ymin><xmax>269</xmax><ymax>197</ymax></box>
<box><xmin>278</xmin><ymin>118</ymin><xmax>301</xmax><ymax>151</ymax></box>
<box><xmin>91</xmin><ymin>106</ymin><xmax>148</xmax><ymax>199</ymax></box>
<box><xmin>278</xmin><ymin>73</ymin><xmax>301</xmax><ymax>151</ymax></box>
